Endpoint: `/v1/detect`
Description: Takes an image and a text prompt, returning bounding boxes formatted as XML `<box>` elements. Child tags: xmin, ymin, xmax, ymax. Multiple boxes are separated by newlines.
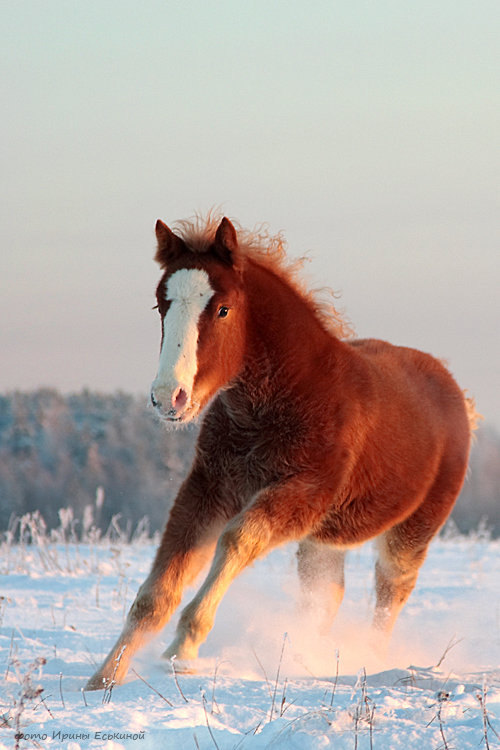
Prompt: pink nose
<box><xmin>151</xmin><ymin>386</ymin><xmax>189</xmax><ymax>419</ymax></box>
<box><xmin>171</xmin><ymin>386</ymin><xmax>188</xmax><ymax>413</ymax></box>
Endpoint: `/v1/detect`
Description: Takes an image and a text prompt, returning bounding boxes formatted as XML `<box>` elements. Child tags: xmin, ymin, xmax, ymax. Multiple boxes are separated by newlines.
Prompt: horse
<box><xmin>86</xmin><ymin>214</ymin><xmax>476</xmax><ymax>690</ymax></box>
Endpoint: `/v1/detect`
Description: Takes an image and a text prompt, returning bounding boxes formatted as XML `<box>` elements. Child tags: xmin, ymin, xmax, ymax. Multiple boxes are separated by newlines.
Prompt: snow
<box><xmin>1</xmin><ymin>534</ymin><xmax>499</xmax><ymax>749</ymax></box>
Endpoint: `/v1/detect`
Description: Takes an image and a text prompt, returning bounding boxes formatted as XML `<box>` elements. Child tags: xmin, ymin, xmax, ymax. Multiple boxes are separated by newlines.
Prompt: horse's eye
<box><xmin>218</xmin><ymin>306</ymin><xmax>230</xmax><ymax>319</ymax></box>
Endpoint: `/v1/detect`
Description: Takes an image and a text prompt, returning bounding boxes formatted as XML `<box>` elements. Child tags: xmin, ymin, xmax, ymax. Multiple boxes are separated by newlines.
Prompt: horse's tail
<box><xmin>464</xmin><ymin>392</ymin><xmax>483</xmax><ymax>437</ymax></box>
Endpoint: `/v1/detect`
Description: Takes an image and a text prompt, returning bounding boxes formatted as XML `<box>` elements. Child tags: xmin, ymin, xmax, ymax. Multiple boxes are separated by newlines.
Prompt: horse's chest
<box><xmin>228</xmin><ymin>421</ymin><xmax>302</xmax><ymax>490</ymax></box>
<box><xmin>204</xmin><ymin>399</ymin><xmax>308</xmax><ymax>492</ymax></box>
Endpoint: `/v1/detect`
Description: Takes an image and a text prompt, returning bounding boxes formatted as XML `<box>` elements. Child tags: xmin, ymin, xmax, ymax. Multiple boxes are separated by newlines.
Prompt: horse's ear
<box><xmin>155</xmin><ymin>220</ymin><xmax>186</xmax><ymax>268</ymax></box>
<box><xmin>213</xmin><ymin>217</ymin><xmax>240</xmax><ymax>267</ymax></box>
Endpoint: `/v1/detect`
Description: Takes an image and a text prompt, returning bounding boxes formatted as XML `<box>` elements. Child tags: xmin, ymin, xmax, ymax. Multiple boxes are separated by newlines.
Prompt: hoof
<box><xmin>162</xmin><ymin>651</ymin><xmax>197</xmax><ymax>674</ymax></box>
<box><xmin>85</xmin><ymin>674</ymin><xmax>110</xmax><ymax>692</ymax></box>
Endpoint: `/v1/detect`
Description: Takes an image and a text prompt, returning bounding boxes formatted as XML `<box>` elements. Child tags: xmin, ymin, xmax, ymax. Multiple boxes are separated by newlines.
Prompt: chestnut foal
<box><xmin>86</xmin><ymin>215</ymin><xmax>474</xmax><ymax>689</ymax></box>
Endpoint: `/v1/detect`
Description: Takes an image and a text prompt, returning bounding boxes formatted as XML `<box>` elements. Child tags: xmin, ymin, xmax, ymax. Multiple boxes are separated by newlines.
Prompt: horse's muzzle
<box><xmin>150</xmin><ymin>385</ymin><xmax>190</xmax><ymax>422</ymax></box>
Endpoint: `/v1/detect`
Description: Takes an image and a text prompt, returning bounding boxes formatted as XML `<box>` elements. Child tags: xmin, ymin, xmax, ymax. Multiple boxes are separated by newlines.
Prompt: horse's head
<box><xmin>150</xmin><ymin>217</ymin><xmax>247</xmax><ymax>424</ymax></box>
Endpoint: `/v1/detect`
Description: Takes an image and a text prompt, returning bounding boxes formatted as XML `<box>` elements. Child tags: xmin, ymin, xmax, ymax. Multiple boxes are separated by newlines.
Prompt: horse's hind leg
<box><xmin>373</xmin><ymin>528</ymin><xmax>428</xmax><ymax>636</ymax></box>
<box><xmin>373</xmin><ymin>473</ymin><xmax>464</xmax><ymax>636</ymax></box>
<box><xmin>297</xmin><ymin>538</ymin><xmax>346</xmax><ymax>634</ymax></box>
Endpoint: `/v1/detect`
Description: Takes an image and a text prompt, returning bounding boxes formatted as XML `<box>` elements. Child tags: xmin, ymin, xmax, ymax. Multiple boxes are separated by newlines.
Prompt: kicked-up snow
<box><xmin>0</xmin><ymin>530</ymin><xmax>499</xmax><ymax>749</ymax></box>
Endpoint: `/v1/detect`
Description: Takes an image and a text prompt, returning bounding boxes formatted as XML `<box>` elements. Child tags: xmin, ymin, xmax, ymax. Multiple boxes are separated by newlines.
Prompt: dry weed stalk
<box><xmin>476</xmin><ymin>680</ymin><xmax>500</xmax><ymax>749</ymax></box>
<box><xmin>130</xmin><ymin>668</ymin><xmax>174</xmax><ymax>706</ymax></box>
<box><xmin>58</xmin><ymin>672</ymin><xmax>65</xmax><ymax>709</ymax></box>
<box><xmin>436</xmin><ymin>691</ymin><xmax>451</xmax><ymax>750</ymax></box>
<box><xmin>433</xmin><ymin>636</ymin><xmax>463</xmax><ymax>669</ymax></box>
<box><xmin>102</xmin><ymin>644</ymin><xmax>126</xmax><ymax>704</ymax></box>
<box><xmin>201</xmin><ymin>691</ymin><xmax>220</xmax><ymax>750</ymax></box>
<box><xmin>210</xmin><ymin>660</ymin><xmax>225</xmax><ymax>715</ymax></box>
<box><xmin>10</xmin><ymin>656</ymin><xmax>50</xmax><ymax>750</ymax></box>
<box><xmin>352</xmin><ymin>668</ymin><xmax>375</xmax><ymax>750</ymax></box>
<box><xmin>251</xmin><ymin>646</ymin><xmax>272</xmax><ymax>697</ymax></box>
<box><xmin>329</xmin><ymin>648</ymin><xmax>340</xmax><ymax>708</ymax></box>
<box><xmin>169</xmin><ymin>656</ymin><xmax>189</xmax><ymax>703</ymax></box>
<box><xmin>269</xmin><ymin>632</ymin><xmax>288</xmax><ymax>723</ymax></box>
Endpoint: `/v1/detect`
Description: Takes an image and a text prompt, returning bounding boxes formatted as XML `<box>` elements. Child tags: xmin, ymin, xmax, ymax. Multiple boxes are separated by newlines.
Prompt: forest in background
<box><xmin>0</xmin><ymin>390</ymin><xmax>196</xmax><ymax>537</ymax></box>
<box><xmin>0</xmin><ymin>389</ymin><xmax>499</xmax><ymax>538</ymax></box>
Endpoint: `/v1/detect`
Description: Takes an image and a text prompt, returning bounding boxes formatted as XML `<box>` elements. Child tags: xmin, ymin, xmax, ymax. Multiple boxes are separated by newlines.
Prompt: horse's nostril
<box><xmin>151</xmin><ymin>392</ymin><xmax>159</xmax><ymax>408</ymax></box>
<box><xmin>172</xmin><ymin>387</ymin><xmax>188</xmax><ymax>412</ymax></box>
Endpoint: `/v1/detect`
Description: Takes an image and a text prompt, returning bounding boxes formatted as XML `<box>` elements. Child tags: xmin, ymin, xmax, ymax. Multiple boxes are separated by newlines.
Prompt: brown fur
<box><xmin>86</xmin><ymin>215</ymin><xmax>473</xmax><ymax>689</ymax></box>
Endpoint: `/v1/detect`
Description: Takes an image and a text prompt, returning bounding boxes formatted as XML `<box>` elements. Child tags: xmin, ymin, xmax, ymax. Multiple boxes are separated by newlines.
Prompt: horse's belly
<box><xmin>313</xmin><ymin>491</ymin><xmax>422</xmax><ymax>546</ymax></box>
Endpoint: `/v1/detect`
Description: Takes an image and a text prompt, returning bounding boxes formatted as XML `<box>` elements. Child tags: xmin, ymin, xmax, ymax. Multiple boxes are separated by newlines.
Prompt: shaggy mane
<box><xmin>172</xmin><ymin>212</ymin><xmax>354</xmax><ymax>340</ymax></box>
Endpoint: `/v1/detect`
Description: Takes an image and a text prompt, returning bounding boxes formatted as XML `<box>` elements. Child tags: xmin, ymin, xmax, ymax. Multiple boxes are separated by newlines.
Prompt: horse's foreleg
<box><xmin>85</xmin><ymin>550</ymin><xmax>205</xmax><ymax>690</ymax></box>
<box><xmin>162</xmin><ymin>512</ymin><xmax>271</xmax><ymax>662</ymax></box>
<box><xmin>163</xmin><ymin>480</ymin><xmax>320</xmax><ymax>663</ymax></box>
<box><xmin>296</xmin><ymin>538</ymin><xmax>346</xmax><ymax>634</ymax></box>
<box><xmin>85</xmin><ymin>479</ymin><xmax>226</xmax><ymax>690</ymax></box>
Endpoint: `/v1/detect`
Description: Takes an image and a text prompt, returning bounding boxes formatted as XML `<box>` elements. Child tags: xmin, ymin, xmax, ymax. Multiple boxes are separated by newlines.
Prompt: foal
<box><xmin>86</xmin><ymin>215</ymin><xmax>474</xmax><ymax>689</ymax></box>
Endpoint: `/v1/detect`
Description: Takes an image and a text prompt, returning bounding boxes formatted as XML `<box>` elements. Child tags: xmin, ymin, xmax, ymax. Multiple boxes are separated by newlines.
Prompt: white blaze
<box><xmin>153</xmin><ymin>269</ymin><xmax>214</xmax><ymax>409</ymax></box>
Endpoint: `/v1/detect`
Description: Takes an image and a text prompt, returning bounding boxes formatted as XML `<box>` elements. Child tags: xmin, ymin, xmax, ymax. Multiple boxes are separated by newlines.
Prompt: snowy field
<box><xmin>1</xmin><ymin>525</ymin><xmax>499</xmax><ymax>749</ymax></box>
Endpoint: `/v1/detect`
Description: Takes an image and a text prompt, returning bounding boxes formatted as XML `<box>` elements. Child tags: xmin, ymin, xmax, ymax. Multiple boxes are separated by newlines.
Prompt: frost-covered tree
<box><xmin>0</xmin><ymin>390</ymin><xmax>197</xmax><ymax>534</ymax></box>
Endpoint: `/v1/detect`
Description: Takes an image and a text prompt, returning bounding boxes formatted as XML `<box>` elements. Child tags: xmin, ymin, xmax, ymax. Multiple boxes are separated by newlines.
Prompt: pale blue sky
<box><xmin>1</xmin><ymin>1</ymin><xmax>499</xmax><ymax>426</ymax></box>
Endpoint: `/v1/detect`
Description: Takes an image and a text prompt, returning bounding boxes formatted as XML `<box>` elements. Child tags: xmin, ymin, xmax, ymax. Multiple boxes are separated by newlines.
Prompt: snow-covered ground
<box><xmin>1</xmin><ymin>529</ymin><xmax>499</xmax><ymax>749</ymax></box>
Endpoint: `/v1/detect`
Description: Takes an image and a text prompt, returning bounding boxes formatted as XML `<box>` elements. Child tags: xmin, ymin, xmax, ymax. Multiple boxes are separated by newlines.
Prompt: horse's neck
<box><xmin>239</xmin><ymin>260</ymin><xmax>340</xmax><ymax>395</ymax></box>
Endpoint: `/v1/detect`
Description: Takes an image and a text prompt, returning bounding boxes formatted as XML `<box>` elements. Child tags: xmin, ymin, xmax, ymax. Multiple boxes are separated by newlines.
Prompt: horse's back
<box><xmin>348</xmin><ymin>337</ymin><xmax>469</xmax><ymax>435</ymax></box>
<box><xmin>345</xmin><ymin>337</ymin><xmax>471</xmax><ymax>480</ymax></box>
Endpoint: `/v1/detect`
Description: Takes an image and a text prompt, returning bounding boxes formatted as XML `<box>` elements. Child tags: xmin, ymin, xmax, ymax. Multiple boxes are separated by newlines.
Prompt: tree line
<box><xmin>0</xmin><ymin>389</ymin><xmax>196</xmax><ymax>536</ymax></box>
<box><xmin>0</xmin><ymin>389</ymin><xmax>498</xmax><ymax>537</ymax></box>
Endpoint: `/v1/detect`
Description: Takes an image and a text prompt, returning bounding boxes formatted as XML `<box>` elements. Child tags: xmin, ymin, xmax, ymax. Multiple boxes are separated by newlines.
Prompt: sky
<box><xmin>1</xmin><ymin>0</ymin><xmax>499</xmax><ymax>428</ymax></box>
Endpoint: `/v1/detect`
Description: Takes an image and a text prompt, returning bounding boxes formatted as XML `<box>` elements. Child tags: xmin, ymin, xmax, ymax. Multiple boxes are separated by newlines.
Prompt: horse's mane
<box><xmin>172</xmin><ymin>212</ymin><xmax>354</xmax><ymax>340</ymax></box>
